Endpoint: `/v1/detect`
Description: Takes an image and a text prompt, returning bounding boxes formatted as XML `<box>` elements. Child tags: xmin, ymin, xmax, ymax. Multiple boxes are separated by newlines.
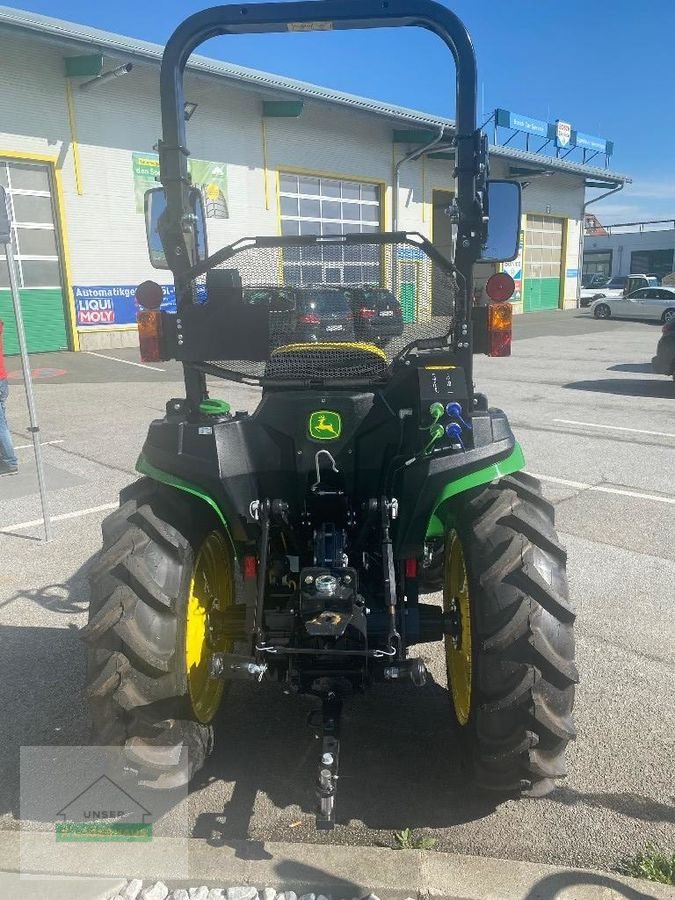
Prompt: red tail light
<box><xmin>243</xmin><ymin>555</ymin><xmax>257</xmax><ymax>579</ymax></box>
<box><xmin>358</xmin><ymin>307</ymin><xmax>377</xmax><ymax>319</ymax></box>
<box><xmin>137</xmin><ymin>310</ymin><xmax>163</xmax><ymax>362</ymax></box>
<box><xmin>405</xmin><ymin>558</ymin><xmax>417</xmax><ymax>578</ymax></box>
<box><xmin>299</xmin><ymin>313</ymin><xmax>320</xmax><ymax>325</ymax></box>
<box><xmin>488</xmin><ymin>330</ymin><xmax>512</xmax><ymax>357</ymax></box>
<box><xmin>487</xmin><ymin>302</ymin><xmax>512</xmax><ymax>357</ymax></box>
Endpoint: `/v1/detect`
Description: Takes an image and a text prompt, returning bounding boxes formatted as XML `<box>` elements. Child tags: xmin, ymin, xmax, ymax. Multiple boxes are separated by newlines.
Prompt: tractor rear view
<box><xmin>83</xmin><ymin>0</ymin><xmax>577</xmax><ymax>829</ymax></box>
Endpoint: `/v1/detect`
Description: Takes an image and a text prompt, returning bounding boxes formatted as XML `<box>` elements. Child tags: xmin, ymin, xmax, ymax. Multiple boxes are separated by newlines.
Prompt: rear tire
<box><xmin>443</xmin><ymin>471</ymin><xmax>577</xmax><ymax>797</ymax></box>
<box><xmin>594</xmin><ymin>303</ymin><xmax>611</xmax><ymax>319</ymax></box>
<box><xmin>82</xmin><ymin>481</ymin><xmax>234</xmax><ymax>788</ymax></box>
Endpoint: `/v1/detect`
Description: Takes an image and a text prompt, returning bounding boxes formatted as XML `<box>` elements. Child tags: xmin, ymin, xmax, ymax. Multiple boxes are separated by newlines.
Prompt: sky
<box><xmin>6</xmin><ymin>0</ymin><xmax>675</xmax><ymax>224</ymax></box>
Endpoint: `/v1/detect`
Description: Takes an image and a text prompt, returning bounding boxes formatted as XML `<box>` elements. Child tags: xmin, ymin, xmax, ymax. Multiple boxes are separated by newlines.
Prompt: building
<box><xmin>583</xmin><ymin>218</ymin><xmax>675</xmax><ymax>283</ymax></box>
<box><xmin>0</xmin><ymin>5</ymin><xmax>630</xmax><ymax>353</ymax></box>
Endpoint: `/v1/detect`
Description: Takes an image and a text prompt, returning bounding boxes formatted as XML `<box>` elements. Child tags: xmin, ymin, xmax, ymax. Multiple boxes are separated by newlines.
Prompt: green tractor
<box><xmin>83</xmin><ymin>0</ymin><xmax>576</xmax><ymax>828</ymax></box>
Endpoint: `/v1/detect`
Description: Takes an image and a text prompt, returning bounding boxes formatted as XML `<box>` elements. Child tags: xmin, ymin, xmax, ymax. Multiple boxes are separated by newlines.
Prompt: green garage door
<box><xmin>523</xmin><ymin>214</ymin><xmax>563</xmax><ymax>311</ymax></box>
<box><xmin>0</xmin><ymin>159</ymin><xmax>68</xmax><ymax>354</ymax></box>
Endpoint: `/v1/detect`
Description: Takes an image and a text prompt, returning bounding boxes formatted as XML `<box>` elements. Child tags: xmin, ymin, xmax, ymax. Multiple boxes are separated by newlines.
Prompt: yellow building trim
<box><xmin>421</xmin><ymin>155</ymin><xmax>426</xmax><ymax>224</ymax></box>
<box><xmin>558</xmin><ymin>216</ymin><xmax>570</xmax><ymax>309</ymax></box>
<box><xmin>278</xmin><ymin>164</ymin><xmax>387</xmax><ymax>186</ymax></box>
<box><xmin>0</xmin><ymin>147</ymin><xmax>79</xmax><ymax>351</ymax></box>
<box><xmin>53</xmin><ymin>164</ymin><xmax>80</xmax><ymax>351</ymax></box>
<box><xmin>78</xmin><ymin>325</ymin><xmax>137</xmax><ymax>333</ymax></box>
<box><xmin>261</xmin><ymin>117</ymin><xmax>270</xmax><ymax>211</ymax></box>
<box><xmin>64</xmin><ymin>82</ymin><xmax>84</xmax><ymax>196</ymax></box>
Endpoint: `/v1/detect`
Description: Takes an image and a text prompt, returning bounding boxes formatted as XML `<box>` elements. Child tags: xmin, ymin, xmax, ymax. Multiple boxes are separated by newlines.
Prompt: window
<box><xmin>0</xmin><ymin>161</ymin><xmax>63</xmax><ymax>290</ymax></box>
<box><xmin>279</xmin><ymin>172</ymin><xmax>382</xmax><ymax>285</ymax></box>
<box><xmin>630</xmin><ymin>249</ymin><xmax>674</xmax><ymax>280</ymax></box>
<box><xmin>583</xmin><ymin>250</ymin><xmax>612</xmax><ymax>280</ymax></box>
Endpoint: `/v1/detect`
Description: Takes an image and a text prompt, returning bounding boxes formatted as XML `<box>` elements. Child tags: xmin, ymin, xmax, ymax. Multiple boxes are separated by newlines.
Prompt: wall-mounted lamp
<box><xmin>80</xmin><ymin>62</ymin><xmax>133</xmax><ymax>92</ymax></box>
<box><xmin>184</xmin><ymin>102</ymin><xmax>199</xmax><ymax>121</ymax></box>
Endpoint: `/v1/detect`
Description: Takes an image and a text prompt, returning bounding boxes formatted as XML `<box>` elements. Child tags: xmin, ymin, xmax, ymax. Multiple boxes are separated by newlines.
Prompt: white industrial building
<box><xmin>0</xmin><ymin>5</ymin><xmax>630</xmax><ymax>353</ymax></box>
<box><xmin>583</xmin><ymin>219</ymin><xmax>675</xmax><ymax>282</ymax></box>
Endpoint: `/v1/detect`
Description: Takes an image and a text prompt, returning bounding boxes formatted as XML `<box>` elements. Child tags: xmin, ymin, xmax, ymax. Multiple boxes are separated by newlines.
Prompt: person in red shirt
<box><xmin>0</xmin><ymin>318</ymin><xmax>19</xmax><ymax>475</ymax></box>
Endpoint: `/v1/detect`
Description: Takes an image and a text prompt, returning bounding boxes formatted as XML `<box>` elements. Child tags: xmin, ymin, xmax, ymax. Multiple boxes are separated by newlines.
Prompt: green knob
<box><xmin>429</xmin><ymin>402</ymin><xmax>445</xmax><ymax>419</ymax></box>
<box><xmin>430</xmin><ymin>423</ymin><xmax>445</xmax><ymax>441</ymax></box>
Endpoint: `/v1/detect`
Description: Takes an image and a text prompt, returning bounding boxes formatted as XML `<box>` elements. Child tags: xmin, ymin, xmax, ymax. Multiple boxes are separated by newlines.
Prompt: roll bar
<box><xmin>156</xmin><ymin>0</ymin><xmax>484</xmax><ymax>400</ymax></box>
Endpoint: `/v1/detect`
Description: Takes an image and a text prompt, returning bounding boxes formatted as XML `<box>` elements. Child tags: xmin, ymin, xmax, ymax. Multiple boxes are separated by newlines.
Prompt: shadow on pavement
<box><xmin>553</xmin><ymin>787</ymin><xmax>675</xmax><ymax>824</ymax></box>
<box><xmin>607</xmin><ymin>362</ymin><xmax>655</xmax><ymax>374</ymax></box>
<box><xmin>0</xmin><ymin>623</ymin><xmax>89</xmax><ymax>817</ymax></box>
<box><xmin>525</xmin><ymin>871</ymin><xmax>658</xmax><ymax>900</ymax></box>
<box><xmin>563</xmin><ymin>378</ymin><xmax>675</xmax><ymax>399</ymax></box>
<box><xmin>192</xmin><ymin>675</ymin><xmax>497</xmax><ymax>846</ymax></box>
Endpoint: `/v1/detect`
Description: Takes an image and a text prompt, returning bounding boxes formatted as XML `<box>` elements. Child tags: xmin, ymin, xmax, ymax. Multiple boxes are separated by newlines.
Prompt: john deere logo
<box><xmin>308</xmin><ymin>410</ymin><xmax>341</xmax><ymax>440</ymax></box>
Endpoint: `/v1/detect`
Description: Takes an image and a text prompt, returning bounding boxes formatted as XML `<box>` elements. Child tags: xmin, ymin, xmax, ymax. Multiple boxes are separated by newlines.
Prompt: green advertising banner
<box><xmin>132</xmin><ymin>152</ymin><xmax>228</xmax><ymax>218</ymax></box>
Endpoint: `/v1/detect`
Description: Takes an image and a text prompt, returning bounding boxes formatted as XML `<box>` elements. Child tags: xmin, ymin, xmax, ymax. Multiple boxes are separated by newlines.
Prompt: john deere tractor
<box><xmin>83</xmin><ymin>0</ymin><xmax>577</xmax><ymax>828</ymax></box>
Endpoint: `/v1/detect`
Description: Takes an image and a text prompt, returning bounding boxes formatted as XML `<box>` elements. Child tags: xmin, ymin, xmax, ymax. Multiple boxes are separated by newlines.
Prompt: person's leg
<box><xmin>0</xmin><ymin>378</ymin><xmax>19</xmax><ymax>469</ymax></box>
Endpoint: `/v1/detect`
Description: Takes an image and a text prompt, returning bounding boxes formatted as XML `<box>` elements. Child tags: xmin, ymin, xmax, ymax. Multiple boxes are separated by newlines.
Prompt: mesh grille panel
<box><xmin>194</xmin><ymin>237</ymin><xmax>457</xmax><ymax>380</ymax></box>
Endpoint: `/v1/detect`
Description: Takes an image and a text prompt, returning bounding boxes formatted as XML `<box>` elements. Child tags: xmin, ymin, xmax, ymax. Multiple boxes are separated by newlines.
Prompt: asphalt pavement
<box><xmin>1</xmin><ymin>309</ymin><xmax>673</xmax><ymax>878</ymax></box>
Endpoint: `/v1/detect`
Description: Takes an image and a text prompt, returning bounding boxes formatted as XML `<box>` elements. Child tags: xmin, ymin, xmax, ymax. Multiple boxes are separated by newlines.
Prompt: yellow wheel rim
<box><xmin>185</xmin><ymin>530</ymin><xmax>233</xmax><ymax>723</ymax></box>
<box><xmin>443</xmin><ymin>529</ymin><xmax>473</xmax><ymax>726</ymax></box>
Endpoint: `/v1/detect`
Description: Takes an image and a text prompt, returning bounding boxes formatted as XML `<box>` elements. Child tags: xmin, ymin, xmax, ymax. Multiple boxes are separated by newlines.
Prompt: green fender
<box><xmin>135</xmin><ymin>454</ymin><xmax>236</xmax><ymax>552</ymax></box>
<box><xmin>425</xmin><ymin>443</ymin><xmax>525</xmax><ymax>539</ymax></box>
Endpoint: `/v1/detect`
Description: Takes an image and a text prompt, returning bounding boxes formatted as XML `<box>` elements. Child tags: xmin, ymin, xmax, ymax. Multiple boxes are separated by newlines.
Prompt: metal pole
<box><xmin>0</xmin><ymin>187</ymin><xmax>52</xmax><ymax>540</ymax></box>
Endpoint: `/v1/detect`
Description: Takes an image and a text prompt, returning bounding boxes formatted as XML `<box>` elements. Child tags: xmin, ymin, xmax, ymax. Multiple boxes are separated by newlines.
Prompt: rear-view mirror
<box><xmin>144</xmin><ymin>186</ymin><xmax>208</xmax><ymax>270</ymax></box>
<box><xmin>481</xmin><ymin>180</ymin><xmax>521</xmax><ymax>263</ymax></box>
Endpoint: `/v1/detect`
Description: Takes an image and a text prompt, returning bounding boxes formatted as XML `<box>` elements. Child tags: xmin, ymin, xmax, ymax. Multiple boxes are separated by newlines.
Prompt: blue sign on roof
<box><xmin>495</xmin><ymin>108</ymin><xmax>549</xmax><ymax>138</ymax></box>
<box><xmin>575</xmin><ymin>132</ymin><xmax>609</xmax><ymax>154</ymax></box>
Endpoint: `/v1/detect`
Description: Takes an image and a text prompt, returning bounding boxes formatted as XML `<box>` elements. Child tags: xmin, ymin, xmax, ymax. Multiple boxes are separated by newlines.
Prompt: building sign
<box><xmin>131</xmin><ymin>152</ymin><xmax>229</xmax><ymax>218</ymax></box>
<box><xmin>575</xmin><ymin>132</ymin><xmax>610</xmax><ymax>154</ymax></box>
<box><xmin>494</xmin><ymin>109</ymin><xmax>613</xmax><ymax>162</ymax></box>
<box><xmin>74</xmin><ymin>285</ymin><xmax>176</xmax><ymax>327</ymax></box>
<box><xmin>555</xmin><ymin>120</ymin><xmax>572</xmax><ymax>148</ymax></box>
<box><xmin>495</xmin><ymin>108</ymin><xmax>548</xmax><ymax>138</ymax></box>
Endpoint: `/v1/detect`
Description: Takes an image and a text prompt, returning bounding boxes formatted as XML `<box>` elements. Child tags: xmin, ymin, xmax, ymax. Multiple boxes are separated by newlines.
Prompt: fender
<box><xmin>425</xmin><ymin>443</ymin><xmax>525</xmax><ymax>539</ymax></box>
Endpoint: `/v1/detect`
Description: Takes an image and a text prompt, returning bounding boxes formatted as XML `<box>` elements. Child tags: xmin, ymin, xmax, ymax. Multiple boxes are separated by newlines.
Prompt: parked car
<box><xmin>590</xmin><ymin>286</ymin><xmax>675</xmax><ymax>322</ymax></box>
<box><xmin>580</xmin><ymin>273</ymin><xmax>659</xmax><ymax>307</ymax></box>
<box><xmin>343</xmin><ymin>286</ymin><xmax>404</xmax><ymax>343</ymax></box>
<box><xmin>581</xmin><ymin>273</ymin><xmax>609</xmax><ymax>289</ymax></box>
<box><xmin>652</xmin><ymin>318</ymin><xmax>675</xmax><ymax>380</ymax></box>
<box><xmin>245</xmin><ymin>285</ymin><xmax>356</xmax><ymax>345</ymax></box>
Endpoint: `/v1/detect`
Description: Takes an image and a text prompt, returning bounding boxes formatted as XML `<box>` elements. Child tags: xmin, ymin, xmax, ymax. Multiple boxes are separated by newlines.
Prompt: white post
<box><xmin>0</xmin><ymin>187</ymin><xmax>52</xmax><ymax>541</ymax></box>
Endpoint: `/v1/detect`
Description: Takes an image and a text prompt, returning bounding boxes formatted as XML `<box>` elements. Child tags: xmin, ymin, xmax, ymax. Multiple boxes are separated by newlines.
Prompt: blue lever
<box><xmin>445</xmin><ymin>422</ymin><xmax>465</xmax><ymax>449</ymax></box>
<box><xmin>445</xmin><ymin>402</ymin><xmax>472</xmax><ymax>430</ymax></box>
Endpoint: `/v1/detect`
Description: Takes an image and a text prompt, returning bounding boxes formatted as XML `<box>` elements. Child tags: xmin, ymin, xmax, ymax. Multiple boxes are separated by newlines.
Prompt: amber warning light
<box><xmin>135</xmin><ymin>280</ymin><xmax>165</xmax><ymax>362</ymax></box>
<box><xmin>487</xmin><ymin>301</ymin><xmax>512</xmax><ymax>357</ymax></box>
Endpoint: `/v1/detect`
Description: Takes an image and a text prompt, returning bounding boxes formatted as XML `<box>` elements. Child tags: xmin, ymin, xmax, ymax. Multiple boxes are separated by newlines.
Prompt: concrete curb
<box><xmin>1</xmin><ymin>832</ymin><xmax>673</xmax><ymax>899</ymax></box>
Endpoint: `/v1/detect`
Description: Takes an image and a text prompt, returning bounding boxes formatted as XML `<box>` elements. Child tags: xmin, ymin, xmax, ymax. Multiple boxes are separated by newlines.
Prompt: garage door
<box><xmin>278</xmin><ymin>172</ymin><xmax>381</xmax><ymax>286</ymax></box>
<box><xmin>523</xmin><ymin>214</ymin><xmax>563</xmax><ymax>311</ymax></box>
<box><xmin>0</xmin><ymin>159</ymin><xmax>68</xmax><ymax>354</ymax></box>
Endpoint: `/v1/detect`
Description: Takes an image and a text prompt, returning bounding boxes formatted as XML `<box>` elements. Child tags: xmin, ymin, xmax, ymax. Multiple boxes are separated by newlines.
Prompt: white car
<box><xmin>590</xmin><ymin>286</ymin><xmax>675</xmax><ymax>323</ymax></box>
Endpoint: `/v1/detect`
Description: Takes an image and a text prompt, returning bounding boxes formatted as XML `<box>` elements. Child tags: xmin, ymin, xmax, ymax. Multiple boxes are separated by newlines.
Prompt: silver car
<box><xmin>591</xmin><ymin>286</ymin><xmax>675</xmax><ymax>323</ymax></box>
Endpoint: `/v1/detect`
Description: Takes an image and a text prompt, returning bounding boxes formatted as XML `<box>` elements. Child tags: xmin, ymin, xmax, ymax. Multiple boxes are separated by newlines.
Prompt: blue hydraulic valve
<box><xmin>445</xmin><ymin>421</ymin><xmax>465</xmax><ymax>450</ymax></box>
<box><xmin>445</xmin><ymin>402</ymin><xmax>472</xmax><ymax>430</ymax></box>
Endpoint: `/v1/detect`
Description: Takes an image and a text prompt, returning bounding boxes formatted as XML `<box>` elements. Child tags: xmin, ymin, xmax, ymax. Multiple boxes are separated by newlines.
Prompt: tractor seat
<box><xmin>264</xmin><ymin>342</ymin><xmax>389</xmax><ymax>381</ymax></box>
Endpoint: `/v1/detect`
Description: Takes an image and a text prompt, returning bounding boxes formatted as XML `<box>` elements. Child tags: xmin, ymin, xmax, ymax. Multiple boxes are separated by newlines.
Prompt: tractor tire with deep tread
<box><xmin>82</xmin><ymin>480</ymin><xmax>227</xmax><ymax>789</ymax></box>
<box><xmin>445</xmin><ymin>470</ymin><xmax>578</xmax><ymax>798</ymax></box>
